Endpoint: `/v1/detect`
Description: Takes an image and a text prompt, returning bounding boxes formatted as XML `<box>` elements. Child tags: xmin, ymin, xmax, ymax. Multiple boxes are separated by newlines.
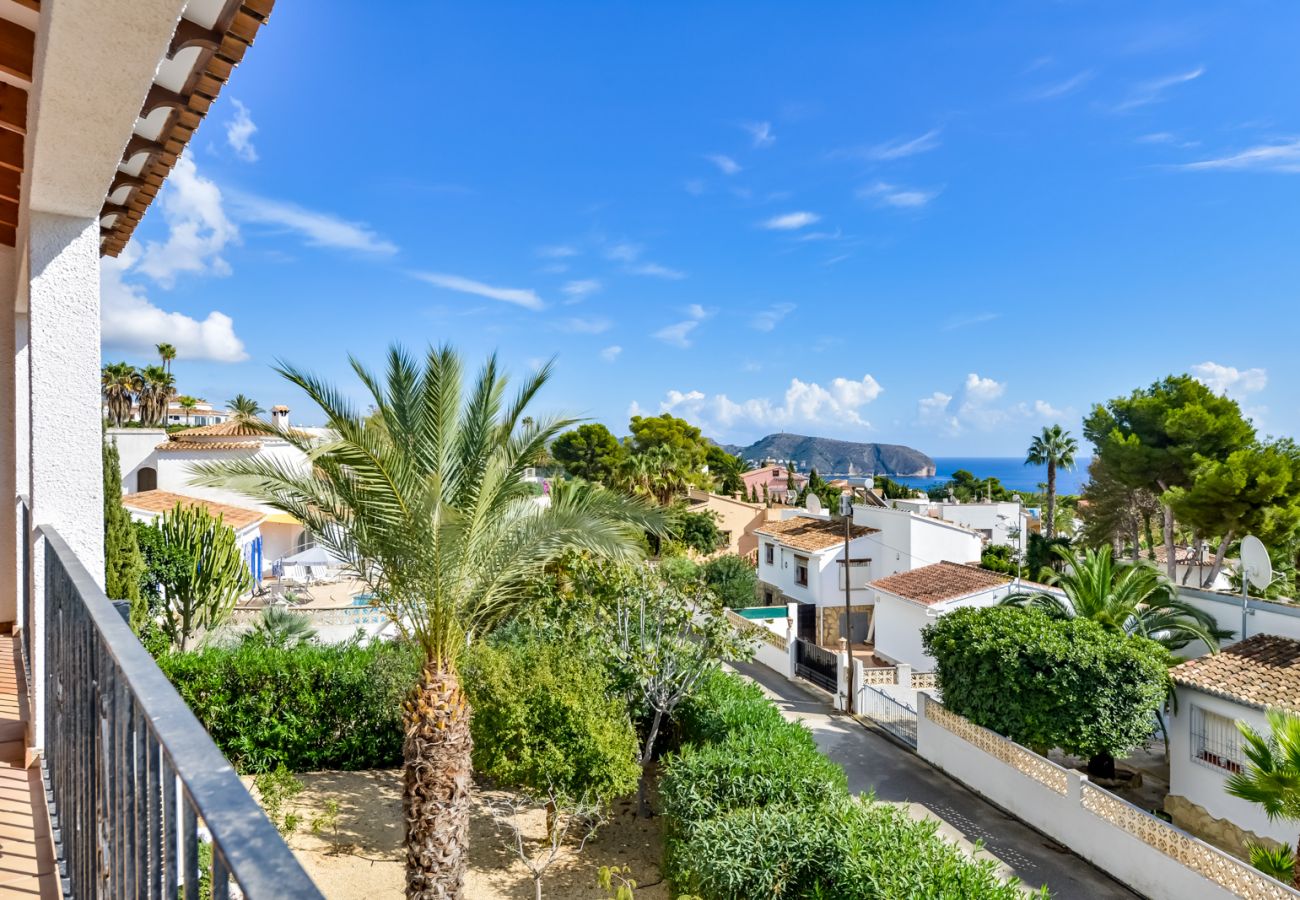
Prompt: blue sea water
<box><xmin>890</xmin><ymin>457</ymin><xmax>1092</xmax><ymax>495</ymax></box>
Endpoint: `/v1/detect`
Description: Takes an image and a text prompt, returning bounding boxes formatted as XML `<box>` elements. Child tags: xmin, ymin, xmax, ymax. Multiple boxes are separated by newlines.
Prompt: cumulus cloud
<box><xmin>134</xmin><ymin>155</ymin><xmax>237</xmax><ymax>287</ymax></box>
<box><xmin>225</xmin><ymin>99</ymin><xmax>258</xmax><ymax>162</ymax></box>
<box><xmin>600</xmin><ymin>345</ymin><xmax>622</xmax><ymax>362</ymax></box>
<box><xmin>750</xmin><ymin>302</ymin><xmax>795</xmax><ymax>332</ymax></box>
<box><xmin>227</xmin><ymin>191</ymin><xmax>397</xmax><ymax>256</ymax></box>
<box><xmin>654</xmin><ymin>305</ymin><xmax>710</xmax><ymax>348</ymax></box>
<box><xmin>1192</xmin><ymin>361</ymin><xmax>1268</xmax><ymax>397</ymax></box>
<box><xmin>761</xmin><ymin>211</ymin><xmax>820</xmax><ymax>230</ymax></box>
<box><xmin>651</xmin><ymin>373</ymin><xmax>884</xmax><ymax>436</ymax></box>
<box><xmin>411</xmin><ymin>271</ymin><xmax>544</xmax><ymax>310</ymax></box>
<box><xmin>917</xmin><ymin>375</ymin><xmax>1067</xmax><ymax>434</ymax></box>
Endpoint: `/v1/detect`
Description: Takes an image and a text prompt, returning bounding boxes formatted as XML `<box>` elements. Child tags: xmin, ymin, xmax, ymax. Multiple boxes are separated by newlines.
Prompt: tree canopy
<box><xmin>551</xmin><ymin>423</ymin><xmax>624</xmax><ymax>483</ymax></box>
<box><xmin>628</xmin><ymin>413</ymin><xmax>710</xmax><ymax>465</ymax></box>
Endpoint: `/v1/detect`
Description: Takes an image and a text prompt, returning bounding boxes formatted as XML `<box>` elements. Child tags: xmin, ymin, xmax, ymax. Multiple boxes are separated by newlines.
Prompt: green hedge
<box><xmin>160</xmin><ymin>639</ymin><xmax>420</xmax><ymax>773</ymax></box>
<box><xmin>661</xmin><ymin>669</ymin><xmax>1042</xmax><ymax>899</ymax></box>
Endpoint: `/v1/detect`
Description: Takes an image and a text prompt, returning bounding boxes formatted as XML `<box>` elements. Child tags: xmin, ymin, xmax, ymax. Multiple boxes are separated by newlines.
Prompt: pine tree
<box><xmin>103</xmin><ymin>439</ymin><xmax>144</xmax><ymax>618</ymax></box>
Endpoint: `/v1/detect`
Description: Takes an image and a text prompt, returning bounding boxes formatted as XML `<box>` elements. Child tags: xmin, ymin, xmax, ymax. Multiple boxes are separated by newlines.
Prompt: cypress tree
<box><xmin>103</xmin><ymin>438</ymin><xmax>145</xmax><ymax>613</ymax></box>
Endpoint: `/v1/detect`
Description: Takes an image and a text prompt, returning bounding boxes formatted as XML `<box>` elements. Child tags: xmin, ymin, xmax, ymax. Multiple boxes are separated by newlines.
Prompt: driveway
<box><xmin>727</xmin><ymin>660</ymin><xmax>1138</xmax><ymax>900</ymax></box>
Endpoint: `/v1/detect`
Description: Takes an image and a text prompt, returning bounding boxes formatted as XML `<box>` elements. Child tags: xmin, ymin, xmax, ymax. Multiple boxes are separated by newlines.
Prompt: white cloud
<box><xmin>1025</xmin><ymin>70</ymin><xmax>1093</xmax><ymax>101</ymax></box>
<box><xmin>706</xmin><ymin>154</ymin><xmax>741</xmax><ymax>175</ymax></box>
<box><xmin>101</xmin><ymin>252</ymin><xmax>248</xmax><ymax>362</ymax></box>
<box><xmin>600</xmin><ymin>345</ymin><xmax>622</xmax><ymax>362</ymax></box>
<box><xmin>743</xmin><ymin>121</ymin><xmax>775</xmax><ymax>148</ymax></box>
<box><xmin>411</xmin><ymin>271</ymin><xmax>544</xmax><ymax>310</ymax></box>
<box><xmin>760</xmin><ymin>211</ymin><xmax>820</xmax><ymax>230</ymax></box>
<box><xmin>1112</xmin><ymin>66</ymin><xmax>1204</xmax><ymax>112</ymax></box>
<box><xmin>868</xmin><ymin>128</ymin><xmax>942</xmax><ymax>161</ymax></box>
<box><xmin>963</xmin><ymin>372</ymin><xmax>1006</xmax><ymax>404</ymax></box>
<box><xmin>627</xmin><ymin>262</ymin><xmax>686</xmax><ymax>280</ymax></box>
<box><xmin>942</xmin><ymin>311</ymin><xmax>999</xmax><ymax>330</ymax></box>
<box><xmin>751</xmin><ymin>302</ymin><xmax>795</xmax><ymax>332</ymax></box>
<box><xmin>918</xmin><ymin>374</ymin><xmax>1068</xmax><ymax>434</ymax></box>
<box><xmin>134</xmin><ymin>155</ymin><xmax>237</xmax><ymax>287</ymax></box>
<box><xmin>605</xmin><ymin>242</ymin><xmax>643</xmax><ymax>262</ymax></box>
<box><xmin>562</xmin><ymin>278</ymin><xmax>602</xmax><ymax>298</ymax></box>
<box><xmin>536</xmin><ymin>244</ymin><xmax>579</xmax><ymax>259</ymax></box>
<box><xmin>560</xmin><ymin>316</ymin><xmax>612</xmax><ymax>334</ymax></box>
<box><xmin>1181</xmin><ymin>140</ymin><xmax>1300</xmax><ymax>174</ymax></box>
<box><xmin>1192</xmin><ymin>361</ymin><xmax>1268</xmax><ymax>397</ymax></box>
<box><xmin>859</xmin><ymin>181</ymin><xmax>941</xmax><ymax>209</ymax></box>
<box><xmin>225</xmin><ymin>99</ymin><xmax>258</xmax><ymax>162</ymax></box>
<box><xmin>228</xmin><ymin>191</ymin><xmax>397</xmax><ymax>256</ymax></box>
<box><xmin>654</xmin><ymin>305</ymin><xmax>710</xmax><ymax>348</ymax></box>
<box><xmin>654</xmin><ymin>373</ymin><xmax>884</xmax><ymax>435</ymax></box>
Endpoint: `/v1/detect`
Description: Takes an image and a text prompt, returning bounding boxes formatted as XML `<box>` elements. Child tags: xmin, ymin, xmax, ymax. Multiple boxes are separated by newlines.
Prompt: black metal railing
<box><xmin>39</xmin><ymin>525</ymin><xmax>322</xmax><ymax>899</ymax></box>
<box><xmin>794</xmin><ymin>638</ymin><xmax>838</xmax><ymax>692</ymax></box>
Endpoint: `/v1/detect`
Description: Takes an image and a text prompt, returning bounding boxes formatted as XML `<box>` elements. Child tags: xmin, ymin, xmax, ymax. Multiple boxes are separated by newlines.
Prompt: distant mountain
<box><xmin>720</xmin><ymin>433</ymin><xmax>935</xmax><ymax>477</ymax></box>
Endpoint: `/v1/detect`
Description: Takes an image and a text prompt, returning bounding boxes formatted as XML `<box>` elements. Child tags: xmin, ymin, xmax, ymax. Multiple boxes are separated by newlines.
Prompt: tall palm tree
<box><xmin>1226</xmin><ymin>710</ymin><xmax>1300</xmax><ymax>887</ymax></box>
<box><xmin>1026</xmin><ymin>424</ymin><xmax>1078</xmax><ymax>538</ymax></box>
<box><xmin>192</xmin><ymin>346</ymin><xmax>665</xmax><ymax>898</ymax></box>
<box><xmin>226</xmin><ymin>393</ymin><xmax>263</xmax><ymax>423</ymax></box>
<box><xmin>176</xmin><ymin>395</ymin><xmax>199</xmax><ymax>425</ymax></box>
<box><xmin>138</xmin><ymin>364</ymin><xmax>174</xmax><ymax>426</ymax></box>
<box><xmin>156</xmin><ymin>342</ymin><xmax>177</xmax><ymax>376</ymax></box>
<box><xmin>101</xmin><ymin>362</ymin><xmax>142</xmax><ymax>426</ymax></box>
<box><xmin>1000</xmin><ymin>545</ymin><xmax>1232</xmax><ymax>651</ymax></box>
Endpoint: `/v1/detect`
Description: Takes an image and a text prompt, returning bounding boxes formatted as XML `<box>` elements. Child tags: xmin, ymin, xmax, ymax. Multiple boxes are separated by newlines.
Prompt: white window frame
<box><xmin>838</xmin><ymin>559</ymin><xmax>871</xmax><ymax>591</ymax></box>
<box><xmin>764</xmin><ymin>543</ymin><xmax>774</xmax><ymax>565</ymax></box>
<box><xmin>1190</xmin><ymin>704</ymin><xmax>1245</xmax><ymax>775</ymax></box>
<box><xmin>794</xmin><ymin>555</ymin><xmax>809</xmax><ymax>587</ymax></box>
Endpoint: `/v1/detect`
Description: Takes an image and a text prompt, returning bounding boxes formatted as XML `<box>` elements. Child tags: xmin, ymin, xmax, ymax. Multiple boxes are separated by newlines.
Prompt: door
<box><xmin>797</xmin><ymin>602</ymin><xmax>817</xmax><ymax>642</ymax></box>
<box><xmin>837</xmin><ymin>608</ymin><xmax>871</xmax><ymax>644</ymax></box>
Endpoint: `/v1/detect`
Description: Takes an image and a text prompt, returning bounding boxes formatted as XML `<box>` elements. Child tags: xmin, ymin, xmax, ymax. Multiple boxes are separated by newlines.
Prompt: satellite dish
<box><xmin>1240</xmin><ymin>535</ymin><xmax>1273</xmax><ymax>591</ymax></box>
<box><xmin>805</xmin><ymin>494</ymin><xmax>823</xmax><ymax>515</ymax></box>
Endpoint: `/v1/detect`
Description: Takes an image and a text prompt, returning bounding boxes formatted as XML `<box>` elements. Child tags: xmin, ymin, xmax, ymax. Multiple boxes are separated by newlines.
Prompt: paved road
<box><xmin>728</xmin><ymin>660</ymin><xmax>1138</xmax><ymax>900</ymax></box>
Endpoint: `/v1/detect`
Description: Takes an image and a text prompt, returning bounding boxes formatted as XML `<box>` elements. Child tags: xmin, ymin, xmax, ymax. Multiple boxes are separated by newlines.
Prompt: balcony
<box><xmin>17</xmin><ymin>499</ymin><xmax>322</xmax><ymax>898</ymax></box>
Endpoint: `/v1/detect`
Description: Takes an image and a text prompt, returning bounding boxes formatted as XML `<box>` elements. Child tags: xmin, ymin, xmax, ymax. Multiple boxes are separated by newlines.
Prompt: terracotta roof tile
<box><xmin>1170</xmin><ymin>634</ymin><xmax>1300</xmax><ymax>713</ymax></box>
<box><xmin>175</xmin><ymin>421</ymin><xmax>269</xmax><ymax>437</ymax></box>
<box><xmin>754</xmin><ymin>516</ymin><xmax>877</xmax><ymax>553</ymax></box>
<box><xmin>870</xmin><ymin>561</ymin><xmax>1010</xmax><ymax>606</ymax></box>
<box><xmin>156</xmin><ymin>439</ymin><xmax>263</xmax><ymax>452</ymax></box>
<box><xmin>121</xmin><ymin>490</ymin><xmax>265</xmax><ymax>531</ymax></box>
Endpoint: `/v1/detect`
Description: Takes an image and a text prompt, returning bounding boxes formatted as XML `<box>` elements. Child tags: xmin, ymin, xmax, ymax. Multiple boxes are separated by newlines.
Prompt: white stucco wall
<box><xmin>1174</xmin><ymin>587</ymin><xmax>1300</xmax><ymax>657</ymax></box>
<box><xmin>872</xmin><ymin>583</ymin><xmax>1014</xmax><ymax>669</ymax></box>
<box><xmin>935</xmin><ymin>501</ymin><xmax>1027</xmax><ymax>547</ymax></box>
<box><xmin>1167</xmin><ymin>687</ymin><xmax>1293</xmax><ymax>846</ymax></box>
<box><xmin>851</xmin><ymin>504</ymin><xmax>982</xmax><ymax>578</ymax></box>
<box><xmin>155</xmin><ymin>440</ymin><xmax>309</xmax><ymax>513</ymax></box>
<box><xmin>756</xmin><ymin>530</ymin><xmax>873</xmax><ymax>608</ymax></box>
<box><xmin>107</xmin><ymin>428</ymin><xmax>167</xmax><ymax>492</ymax></box>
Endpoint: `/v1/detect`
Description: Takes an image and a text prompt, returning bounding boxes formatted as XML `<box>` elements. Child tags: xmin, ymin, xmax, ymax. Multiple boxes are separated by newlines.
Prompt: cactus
<box><xmin>157</xmin><ymin>502</ymin><xmax>251</xmax><ymax>651</ymax></box>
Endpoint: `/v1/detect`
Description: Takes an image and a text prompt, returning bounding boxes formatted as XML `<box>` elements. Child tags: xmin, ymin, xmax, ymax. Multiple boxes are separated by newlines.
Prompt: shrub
<box><xmin>700</xmin><ymin>554</ymin><xmax>758</xmax><ymax>608</ymax></box>
<box><xmin>462</xmin><ymin>631</ymin><xmax>639</xmax><ymax>804</ymax></box>
<box><xmin>679</xmin><ymin>510</ymin><xmax>725</xmax><ymax>554</ymax></box>
<box><xmin>922</xmin><ymin>606</ymin><xmax>1168</xmax><ymax>769</ymax></box>
<box><xmin>675</xmin><ymin>668</ymin><xmax>786</xmax><ymax>746</ymax></box>
<box><xmin>160</xmin><ymin>639</ymin><xmax>419</xmax><ymax>773</ymax></box>
<box><xmin>658</xmin><ymin>554</ymin><xmax>700</xmax><ymax>588</ymax></box>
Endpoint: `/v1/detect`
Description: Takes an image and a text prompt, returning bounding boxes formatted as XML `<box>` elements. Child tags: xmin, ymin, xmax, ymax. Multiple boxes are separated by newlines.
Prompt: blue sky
<box><xmin>102</xmin><ymin>2</ymin><xmax>1300</xmax><ymax>456</ymax></box>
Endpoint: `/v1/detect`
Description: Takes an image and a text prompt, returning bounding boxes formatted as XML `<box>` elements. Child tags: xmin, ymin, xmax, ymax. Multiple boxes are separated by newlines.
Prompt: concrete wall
<box><xmin>756</xmin><ymin>529</ymin><xmax>874</xmax><ymax>609</ymax></box>
<box><xmin>106</xmin><ymin>428</ymin><xmax>167</xmax><ymax>493</ymax></box>
<box><xmin>852</xmin><ymin>504</ymin><xmax>982</xmax><ymax>577</ymax></box>
<box><xmin>1175</xmin><ymin>585</ymin><xmax>1300</xmax><ymax>656</ymax></box>
<box><xmin>916</xmin><ymin>693</ymin><xmax>1293</xmax><ymax>900</ymax></box>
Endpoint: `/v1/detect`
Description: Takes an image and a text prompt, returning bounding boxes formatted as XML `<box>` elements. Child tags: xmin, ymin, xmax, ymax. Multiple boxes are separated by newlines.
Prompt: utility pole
<box><xmin>839</xmin><ymin>491</ymin><xmax>854</xmax><ymax>714</ymax></box>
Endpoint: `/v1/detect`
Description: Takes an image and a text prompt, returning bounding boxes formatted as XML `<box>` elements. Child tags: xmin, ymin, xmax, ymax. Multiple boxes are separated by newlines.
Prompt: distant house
<box><xmin>1154</xmin><ymin>544</ymin><xmax>1233</xmax><ymax>592</ymax></box>
<box><xmin>685</xmin><ymin>488</ymin><xmax>769</xmax><ymax>557</ymax></box>
<box><xmin>1165</xmin><ymin>635</ymin><xmax>1300</xmax><ymax>856</ymax></box>
<box><xmin>105</xmin><ymin>397</ymin><xmax>233</xmax><ymax>428</ymax></box>
<box><xmin>740</xmin><ymin>464</ymin><xmax>809</xmax><ymax>504</ymax></box>
<box><xmin>869</xmin><ymin>562</ymin><xmax>1015</xmax><ymax>670</ymax></box>
<box><xmin>890</xmin><ymin>497</ymin><xmax>1032</xmax><ymax>547</ymax></box>
<box><xmin>121</xmin><ymin>490</ymin><xmax>267</xmax><ymax>584</ymax></box>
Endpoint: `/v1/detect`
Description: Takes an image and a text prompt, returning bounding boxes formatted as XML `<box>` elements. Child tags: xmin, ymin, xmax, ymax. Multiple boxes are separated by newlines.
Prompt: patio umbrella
<box><xmin>276</xmin><ymin>546</ymin><xmax>344</xmax><ymax>567</ymax></box>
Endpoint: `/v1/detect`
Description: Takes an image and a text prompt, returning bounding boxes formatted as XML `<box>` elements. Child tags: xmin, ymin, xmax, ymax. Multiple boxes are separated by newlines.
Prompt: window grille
<box><xmin>1190</xmin><ymin>705</ymin><xmax>1244</xmax><ymax>774</ymax></box>
<box><xmin>795</xmin><ymin>556</ymin><xmax>809</xmax><ymax>586</ymax></box>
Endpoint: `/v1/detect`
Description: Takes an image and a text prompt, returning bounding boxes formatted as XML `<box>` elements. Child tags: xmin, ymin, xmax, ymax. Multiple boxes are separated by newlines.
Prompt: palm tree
<box><xmin>1226</xmin><ymin>710</ymin><xmax>1300</xmax><ymax>887</ymax></box>
<box><xmin>156</xmin><ymin>342</ymin><xmax>177</xmax><ymax>376</ymax></box>
<box><xmin>138</xmin><ymin>364</ymin><xmax>175</xmax><ymax>426</ymax></box>
<box><xmin>176</xmin><ymin>395</ymin><xmax>199</xmax><ymax>425</ymax></box>
<box><xmin>1000</xmin><ymin>545</ymin><xmax>1232</xmax><ymax>652</ymax></box>
<box><xmin>192</xmin><ymin>345</ymin><xmax>665</xmax><ymax>898</ymax></box>
<box><xmin>1026</xmin><ymin>424</ymin><xmax>1078</xmax><ymax>538</ymax></box>
<box><xmin>101</xmin><ymin>362</ymin><xmax>142</xmax><ymax>426</ymax></box>
<box><xmin>227</xmin><ymin>393</ymin><xmax>263</xmax><ymax>423</ymax></box>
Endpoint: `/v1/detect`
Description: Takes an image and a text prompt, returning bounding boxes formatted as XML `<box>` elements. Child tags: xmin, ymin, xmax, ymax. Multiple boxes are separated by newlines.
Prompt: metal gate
<box><xmin>794</xmin><ymin>638</ymin><xmax>838</xmax><ymax>692</ymax></box>
<box><xmin>858</xmin><ymin>683</ymin><xmax>918</xmax><ymax>747</ymax></box>
<box><xmin>796</xmin><ymin>602</ymin><xmax>817</xmax><ymax>642</ymax></box>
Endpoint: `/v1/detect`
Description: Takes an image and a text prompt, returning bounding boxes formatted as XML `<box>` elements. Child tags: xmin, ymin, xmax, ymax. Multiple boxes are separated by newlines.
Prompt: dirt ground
<box><xmin>248</xmin><ymin>770</ymin><xmax>669</xmax><ymax>900</ymax></box>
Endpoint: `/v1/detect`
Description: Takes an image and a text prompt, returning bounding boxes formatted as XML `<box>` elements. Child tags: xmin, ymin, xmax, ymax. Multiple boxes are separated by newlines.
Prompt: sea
<box><xmin>886</xmin><ymin>457</ymin><xmax>1092</xmax><ymax>495</ymax></box>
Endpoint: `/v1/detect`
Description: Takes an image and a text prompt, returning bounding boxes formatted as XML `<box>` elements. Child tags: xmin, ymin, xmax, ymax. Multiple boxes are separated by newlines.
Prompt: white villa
<box><xmin>891</xmin><ymin>496</ymin><xmax>1034</xmax><ymax>548</ymax></box>
<box><xmin>122</xmin><ymin>489</ymin><xmax>269</xmax><ymax>582</ymax></box>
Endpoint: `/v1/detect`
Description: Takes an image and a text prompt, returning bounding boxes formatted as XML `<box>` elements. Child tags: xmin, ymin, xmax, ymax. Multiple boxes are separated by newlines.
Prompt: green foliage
<box><xmin>705</xmin><ymin>445</ymin><xmax>747</xmax><ymax>496</ymax></box>
<box><xmin>160</xmin><ymin>639</ymin><xmax>420</xmax><ymax>772</ymax></box>
<box><xmin>252</xmin><ymin>764</ymin><xmax>305</xmax><ymax>836</ymax></box>
<box><xmin>102</xmin><ymin>440</ymin><xmax>144</xmax><ymax>611</ymax></box>
<box><xmin>627</xmin><ymin>413</ymin><xmax>710</xmax><ymax>465</ymax></box>
<box><xmin>927</xmin><ymin>469</ymin><xmax>1019</xmax><ymax>503</ymax></box>
<box><xmin>1248</xmin><ymin>842</ymin><xmax>1295</xmax><ymax>883</ymax></box>
<box><xmin>659</xmin><ymin>554</ymin><xmax>700</xmax><ymax>588</ymax></box>
<box><xmin>875</xmin><ymin>475</ymin><xmax>917</xmax><ymax>500</ymax></box>
<box><xmin>1226</xmin><ymin>709</ymin><xmax>1300</xmax><ymax>826</ymax></box>
<box><xmin>660</xmin><ymin>669</ymin><xmax>1038</xmax><ymax>899</ymax></box>
<box><xmin>552</xmin><ymin>423</ymin><xmax>625</xmax><ymax>483</ymax></box>
<box><xmin>923</xmin><ymin>606</ymin><xmax>1168</xmax><ymax>764</ymax></box>
<box><xmin>679</xmin><ymin>509</ymin><xmax>725</xmax><ymax>554</ymax></box>
<box><xmin>1026</xmin><ymin>424</ymin><xmax>1078</xmax><ymax>538</ymax></box>
<box><xmin>245</xmin><ymin>605</ymin><xmax>318</xmax><ymax>649</ymax></box>
<box><xmin>797</xmin><ymin>468</ymin><xmax>841</xmax><ymax>510</ymax></box>
<box><xmin>154</xmin><ymin>503</ymin><xmax>251</xmax><ymax>651</ymax></box>
<box><xmin>461</xmin><ymin>630</ymin><xmax>639</xmax><ymax>804</ymax></box>
<box><xmin>700</xmin><ymin>554</ymin><xmax>757</xmax><ymax>608</ymax></box>
<box><xmin>1025</xmin><ymin>531</ymin><xmax>1071</xmax><ymax>580</ymax></box>
<box><xmin>979</xmin><ymin>544</ymin><xmax>1016</xmax><ymax>575</ymax></box>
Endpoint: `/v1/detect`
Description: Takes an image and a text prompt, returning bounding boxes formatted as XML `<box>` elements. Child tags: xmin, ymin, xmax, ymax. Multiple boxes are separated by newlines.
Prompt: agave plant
<box><xmin>192</xmin><ymin>345</ymin><xmax>666</xmax><ymax>898</ymax></box>
<box><xmin>1000</xmin><ymin>545</ymin><xmax>1232</xmax><ymax>652</ymax></box>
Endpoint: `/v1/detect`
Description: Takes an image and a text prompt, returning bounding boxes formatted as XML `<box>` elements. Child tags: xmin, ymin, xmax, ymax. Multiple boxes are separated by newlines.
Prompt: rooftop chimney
<box><xmin>271</xmin><ymin>405</ymin><xmax>289</xmax><ymax>432</ymax></box>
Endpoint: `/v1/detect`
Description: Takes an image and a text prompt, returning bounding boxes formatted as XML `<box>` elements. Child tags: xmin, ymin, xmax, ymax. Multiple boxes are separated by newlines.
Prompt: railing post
<box><xmin>1067</xmin><ymin>768</ymin><xmax>1086</xmax><ymax>807</ymax></box>
<box><xmin>896</xmin><ymin>663</ymin><xmax>912</xmax><ymax>689</ymax></box>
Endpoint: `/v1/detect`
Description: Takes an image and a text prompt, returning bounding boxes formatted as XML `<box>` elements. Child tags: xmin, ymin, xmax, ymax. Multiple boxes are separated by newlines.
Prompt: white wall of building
<box><xmin>935</xmin><ymin>501</ymin><xmax>1027</xmax><ymax>547</ymax></box>
<box><xmin>852</xmin><ymin>504</ymin><xmax>982</xmax><ymax>577</ymax></box>
<box><xmin>872</xmin><ymin>583</ymin><xmax>1015</xmax><ymax>670</ymax></box>
<box><xmin>756</xmin><ymin>528</ymin><xmax>874</xmax><ymax>608</ymax></box>
<box><xmin>1174</xmin><ymin>586</ymin><xmax>1300</xmax><ymax>658</ymax></box>
<box><xmin>1167</xmin><ymin>688</ymin><xmax>1293</xmax><ymax>846</ymax></box>
<box><xmin>153</xmin><ymin>441</ymin><xmax>309</xmax><ymax>513</ymax></box>
<box><xmin>107</xmin><ymin>428</ymin><xmax>167</xmax><ymax>492</ymax></box>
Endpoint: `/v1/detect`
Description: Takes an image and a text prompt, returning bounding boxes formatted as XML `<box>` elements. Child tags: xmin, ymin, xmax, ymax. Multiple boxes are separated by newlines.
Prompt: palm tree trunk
<box><xmin>1046</xmin><ymin>460</ymin><xmax>1056</xmax><ymax>538</ymax></box>
<box><xmin>404</xmin><ymin>660</ymin><xmax>473</xmax><ymax>899</ymax></box>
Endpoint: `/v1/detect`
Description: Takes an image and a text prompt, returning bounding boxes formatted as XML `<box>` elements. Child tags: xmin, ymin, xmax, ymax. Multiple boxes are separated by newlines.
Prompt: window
<box><xmin>1191</xmin><ymin>705</ymin><xmax>1244</xmax><ymax>774</ymax></box>
<box><xmin>795</xmin><ymin>556</ymin><xmax>809</xmax><ymax>586</ymax></box>
<box><xmin>838</xmin><ymin>559</ymin><xmax>871</xmax><ymax>590</ymax></box>
<box><xmin>764</xmin><ymin>543</ymin><xmax>774</xmax><ymax>565</ymax></box>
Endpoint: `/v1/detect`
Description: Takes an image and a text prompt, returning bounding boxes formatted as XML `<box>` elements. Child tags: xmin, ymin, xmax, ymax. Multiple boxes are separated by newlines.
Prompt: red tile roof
<box><xmin>755</xmin><ymin>516</ymin><xmax>877</xmax><ymax>552</ymax></box>
<box><xmin>870</xmin><ymin>561</ymin><xmax>1010</xmax><ymax>606</ymax></box>
<box><xmin>121</xmin><ymin>490</ymin><xmax>265</xmax><ymax>531</ymax></box>
<box><xmin>1170</xmin><ymin>634</ymin><xmax>1300</xmax><ymax>713</ymax></box>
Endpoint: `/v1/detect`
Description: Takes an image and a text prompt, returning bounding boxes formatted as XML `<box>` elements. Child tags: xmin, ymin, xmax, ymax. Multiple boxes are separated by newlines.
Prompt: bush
<box><xmin>700</xmin><ymin>554</ymin><xmax>758</xmax><ymax>608</ymax></box>
<box><xmin>679</xmin><ymin>510</ymin><xmax>725</xmax><ymax>554</ymax></box>
<box><xmin>160</xmin><ymin>639</ymin><xmax>420</xmax><ymax>773</ymax></box>
<box><xmin>674</xmin><ymin>668</ymin><xmax>785</xmax><ymax>746</ymax></box>
<box><xmin>462</xmin><ymin>631</ymin><xmax>639</xmax><ymax>804</ymax></box>
<box><xmin>922</xmin><ymin>606</ymin><xmax>1168</xmax><ymax>766</ymax></box>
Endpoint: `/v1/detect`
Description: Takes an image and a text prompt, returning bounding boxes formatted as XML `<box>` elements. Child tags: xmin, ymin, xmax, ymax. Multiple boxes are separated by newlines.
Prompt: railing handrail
<box><xmin>39</xmin><ymin>525</ymin><xmax>322</xmax><ymax>898</ymax></box>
